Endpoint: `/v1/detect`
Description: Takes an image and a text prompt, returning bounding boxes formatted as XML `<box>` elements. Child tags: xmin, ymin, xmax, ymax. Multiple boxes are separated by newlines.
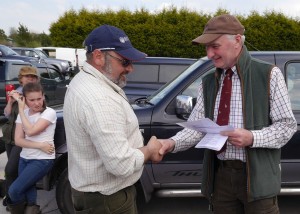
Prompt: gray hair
<box><xmin>226</xmin><ymin>34</ymin><xmax>245</xmax><ymax>44</ymax></box>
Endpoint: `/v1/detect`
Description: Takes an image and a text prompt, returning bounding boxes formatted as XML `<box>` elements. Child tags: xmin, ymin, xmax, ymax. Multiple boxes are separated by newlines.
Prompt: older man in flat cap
<box><xmin>159</xmin><ymin>14</ymin><xmax>296</xmax><ymax>213</ymax></box>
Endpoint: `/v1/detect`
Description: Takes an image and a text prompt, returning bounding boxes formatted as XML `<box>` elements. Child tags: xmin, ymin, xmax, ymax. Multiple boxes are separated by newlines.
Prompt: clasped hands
<box><xmin>145</xmin><ymin>136</ymin><xmax>176</xmax><ymax>163</ymax></box>
<box><xmin>146</xmin><ymin>129</ymin><xmax>253</xmax><ymax>163</ymax></box>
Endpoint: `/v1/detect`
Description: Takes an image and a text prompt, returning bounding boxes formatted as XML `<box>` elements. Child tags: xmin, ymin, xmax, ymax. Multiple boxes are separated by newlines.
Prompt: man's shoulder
<box><xmin>251</xmin><ymin>57</ymin><xmax>274</xmax><ymax>67</ymax></box>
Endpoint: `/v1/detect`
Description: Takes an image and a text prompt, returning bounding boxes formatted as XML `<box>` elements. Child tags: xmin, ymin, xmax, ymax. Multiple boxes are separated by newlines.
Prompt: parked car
<box><xmin>28</xmin><ymin>51</ymin><xmax>300</xmax><ymax>214</ymax></box>
<box><xmin>0</xmin><ymin>44</ymin><xmax>38</xmax><ymax>63</ymax></box>
<box><xmin>37</xmin><ymin>47</ymin><xmax>86</xmax><ymax>72</ymax></box>
<box><xmin>0</xmin><ymin>59</ymin><xmax>71</xmax><ymax>115</ymax></box>
<box><xmin>0</xmin><ymin>56</ymin><xmax>194</xmax><ymax>117</ymax></box>
<box><xmin>36</xmin><ymin>47</ymin><xmax>197</xmax><ymax>96</ymax></box>
<box><xmin>11</xmin><ymin>47</ymin><xmax>74</xmax><ymax>75</ymax></box>
<box><xmin>126</xmin><ymin>57</ymin><xmax>197</xmax><ymax>103</ymax></box>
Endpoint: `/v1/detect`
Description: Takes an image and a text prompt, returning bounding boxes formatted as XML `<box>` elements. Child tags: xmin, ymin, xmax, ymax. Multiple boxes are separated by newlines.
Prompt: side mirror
<box><xmin>175</xmin><ymin>95</ymin><xmax>194</xmax><ymax>120</ymax></box>
<box><xmin>64</xmin><ymin>75</ymin><xmax>70</xmax><ymax>80</ymax></box>
<box><xmin>54</xmin><ymin>77</ymin><xmax>63</xmax><ymax>82</ymax></box>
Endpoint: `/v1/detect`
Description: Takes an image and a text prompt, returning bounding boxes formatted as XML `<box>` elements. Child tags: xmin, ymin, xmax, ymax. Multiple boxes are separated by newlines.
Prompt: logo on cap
<box><xmin>119</xmin><ymin>36</ymin><xmax>129</xmax><ymax>43</ymax></box>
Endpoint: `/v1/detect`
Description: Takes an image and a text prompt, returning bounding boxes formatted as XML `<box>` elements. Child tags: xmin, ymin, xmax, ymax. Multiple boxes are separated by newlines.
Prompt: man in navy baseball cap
<box><xmin>65</xmin><ymin>24</ymin><xmax>162</xmax><ymax>213</ymax></box>
<box><xmin>84</xmin><ymin>24</ymin><xmax>147</xmax><ymax>61</ymax></box>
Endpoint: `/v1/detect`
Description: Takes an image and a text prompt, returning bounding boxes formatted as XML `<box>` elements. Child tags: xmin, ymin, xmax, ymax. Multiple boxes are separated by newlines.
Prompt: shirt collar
<box><xmin>223</xmin><ymin>66</ymin><xmax>237</xmax><ymax>76</ymax></box>
<box><xmin>83</xmin><ymin>61</ymin><xmax>123</xmax><ymax>94</ymax></box>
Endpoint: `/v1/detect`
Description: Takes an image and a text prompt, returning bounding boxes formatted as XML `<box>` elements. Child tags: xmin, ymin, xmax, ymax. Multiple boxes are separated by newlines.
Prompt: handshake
<box><xmin>141</xmin><ymin>136</ymin><xmax>176</xmax><ymax>163</ymax></box>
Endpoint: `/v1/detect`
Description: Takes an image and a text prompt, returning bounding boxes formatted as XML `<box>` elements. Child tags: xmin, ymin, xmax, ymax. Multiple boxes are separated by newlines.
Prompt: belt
<box><xmin>71</xmin><ymin>185</ymin><xmax>134</xmax><ymax>196</ymax></box>
<box><xmin>218</xmin><ymin>159</ymin><xmax>246</xmax><ymax>169</ymax></box>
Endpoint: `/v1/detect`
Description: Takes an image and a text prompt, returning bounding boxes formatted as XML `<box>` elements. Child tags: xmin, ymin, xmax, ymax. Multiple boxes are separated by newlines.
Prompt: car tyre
<box><xmin>56</xmin><ymin>168</ymin><xmax>74</xmax><ymax>214</ymax></box>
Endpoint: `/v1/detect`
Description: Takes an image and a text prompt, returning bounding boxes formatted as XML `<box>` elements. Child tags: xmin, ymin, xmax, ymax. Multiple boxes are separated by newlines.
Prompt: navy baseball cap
<box><xmin>84</xmin><ymin>24</ymin><xmax>147</xmax><ymax>61</ymax></box>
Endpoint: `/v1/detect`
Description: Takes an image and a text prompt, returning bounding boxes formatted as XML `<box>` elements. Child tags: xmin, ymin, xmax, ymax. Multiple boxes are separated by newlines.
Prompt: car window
<box><xmin>159</xmin><ymin>64</ymin><xmax>189</xmax><ymax>83</ymax></box>
<box><xmin>286</xmin><ymin>63</ymin><xmax>300</xmax><ymax>110</ymax></box>
<box><xmin>39</xmin><ymin>68</ymin><xmax>50</xmax><ymax>79</ymax></box>
<box><xmin>28</xmin><ymin>50</ymin><xmax>36</xmax><ymax>57</ymax></box>
<box><xmin>180</xmin><ymin>63</ymin><xmax>300</xmax><ymax>112</ymax></box>
<box><xmin>181</xmin><ymin>77</ymin><xmax>201</xmax><ymax>99</ymax></box>
<box><xmin>13</xmin><ymin>49</ymin><xmax>21</xmax><ymax>55</ymax></box>
<box><xmin>44</xmin><ymin>49</ymin><xmax>56</xmax><ymax>58</ymax></box>
<box><xmin>128</xmin><ymin>64</ymin><xmax>159</xmax><ymax>82</ymax></box>
<box><xmin>6</xmin><ymin>64</ymin><xmax>26</xmax><ymax>80</ymax></box>
<box><xmin>181</xmin><ymin>67</ymin><xmax>215</xmax><ymax>99</ymax></box>
<box><xmin>128</xmin><ymin>63</ymin><xmax>191</xmax><ymax>83</ymax></box>
<box><xmin>23</xmin><ymin>50</ymin><xmax>35</xmax><ymax>57</ymax></box>
<box><xmin>0</xmin><ymin>45</ymin><xmax>18</xmax><ymax>55</ymax></box>
<box><xmin>48</xmin><ymin>68</ymin><xmax>64</xmax><ymax>81</ymax></box>
<box><xmin>149</xmin><ymin>59</ymin><xmax>208</xmax><ymax>104</ymax></box>
<box><xmin>35</xmin><ymin>50</ymin><xmax>48</xmax><ymax>58</ymax></box>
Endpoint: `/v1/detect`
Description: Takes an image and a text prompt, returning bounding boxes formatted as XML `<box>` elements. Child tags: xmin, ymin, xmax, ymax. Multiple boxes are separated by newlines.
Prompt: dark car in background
<box><xmin>0</xmin><ymin>44</ymin><xmax>38</xmax><ymax>63</ymax></box>
<box><xmin>12</xmin><ymin>47</ymin><xmax>74</xmax><ymax>74</ymax></box>
<box><xmin>0</xmin><ymin>59</ymin><xmax>71</xmax><ymax>115</ymax></box>
<box><xmin>1</xmin><ymin>56</ymin><xmax>195</xmax><ymax>116</ymax></box>
<box><xmin>126</xmin><ymin>57</ymin><xmax>197</xmax><ymax>103</ymax></box>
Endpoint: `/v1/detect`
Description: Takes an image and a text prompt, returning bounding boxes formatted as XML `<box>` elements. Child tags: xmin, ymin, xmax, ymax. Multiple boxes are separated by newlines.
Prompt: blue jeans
<box><xmin>8</xmin><ymin>157</ymin><xmax>54</xmax><ymax>204</ymax></box>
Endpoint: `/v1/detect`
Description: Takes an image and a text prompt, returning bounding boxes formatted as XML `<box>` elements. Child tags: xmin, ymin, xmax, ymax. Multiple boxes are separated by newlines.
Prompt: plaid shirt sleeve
<box><xmin>251</xmin><ymin>67</ymin><xmax>297</xmax><ymax>148</ymax></box>
<box><xmin>172</xmin><ymin>80</ymin><xmax>205</xmax><ymax>152</ymax></box>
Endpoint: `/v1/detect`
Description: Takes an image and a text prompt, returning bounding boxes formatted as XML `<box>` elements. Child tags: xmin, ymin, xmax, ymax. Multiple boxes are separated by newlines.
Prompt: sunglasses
<box><xmin>100</xmin><ymin>50</ymin><xmax>132</xmax><ymax>67</ymax></box>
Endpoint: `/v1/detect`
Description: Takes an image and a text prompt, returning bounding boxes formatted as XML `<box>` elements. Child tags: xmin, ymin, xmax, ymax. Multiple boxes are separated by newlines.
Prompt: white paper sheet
<box><xmin>177</xmin><ymin>118</ymin><xmax>235</xmax><ymax>151</ymax></box>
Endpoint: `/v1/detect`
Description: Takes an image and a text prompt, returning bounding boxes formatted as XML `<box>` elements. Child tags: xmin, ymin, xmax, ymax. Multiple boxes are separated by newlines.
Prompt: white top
<box><xmin>64</xmin><ymin>62</ymin><xmax>144</xmax><ymax>195</ymax></box>
<box><xmin>16</xmin><ymin>107</ymin><xmax>57</xmax><ymax>159</ymax></box>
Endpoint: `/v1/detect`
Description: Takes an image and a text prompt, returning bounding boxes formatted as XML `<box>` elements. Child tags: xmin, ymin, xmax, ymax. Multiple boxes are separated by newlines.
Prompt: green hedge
<box><xmin>49</xmin><ymin>8</ymin><xmax>300</xmax><ymax>58</ymax></box>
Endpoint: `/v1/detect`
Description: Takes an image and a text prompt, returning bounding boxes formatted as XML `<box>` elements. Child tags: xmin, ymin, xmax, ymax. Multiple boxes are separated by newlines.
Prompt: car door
<box><xmin>48</xmin><ymin>67</ymin><xmax>70</xmax><ymax>105</ymax></box>
<box><xmin>39</xmin><ymin>66</ymin><xmax>69</xmax><ymax>106</ymax></box>
<box><xmin>280</xmin><ymin>60</ymin><xmax>300</xmax><ymax>185</ymax></box>
<box><xmin>38</xmin><ymin>67</ymin><xmax>56</xmax><ymax>106</ymax></box>
<box><xmin>149</xmin><ymin>61</ymin><xmax>214</xmax><ymax>184</ymax></box>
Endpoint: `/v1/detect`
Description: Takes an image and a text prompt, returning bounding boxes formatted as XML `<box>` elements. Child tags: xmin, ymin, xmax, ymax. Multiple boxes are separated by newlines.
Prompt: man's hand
<box><xmin>139</xmin><ymin>136</ymin><xmax>163</xmax><ymax>163</ymax></box>
<box><xmin>221</xmin><ymin>128</ymin><xmax>254</xmax><ymax>148</ymax></box>
<box><xmin>146</xmin><ymin>136</ymin><xmax>163</xmax><ymax>163</ymax></box>
<box><xmin>158</xmin><ymin>139</ymin><xmax>175</xmax><ymax>155</ymax></box>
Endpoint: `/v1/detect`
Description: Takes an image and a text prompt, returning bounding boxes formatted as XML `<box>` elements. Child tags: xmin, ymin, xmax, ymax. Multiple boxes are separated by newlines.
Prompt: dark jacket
<box><xmin>2</xmin><ymin>101</ymin><xmax>19</xmax><ymax>146</ymax></box>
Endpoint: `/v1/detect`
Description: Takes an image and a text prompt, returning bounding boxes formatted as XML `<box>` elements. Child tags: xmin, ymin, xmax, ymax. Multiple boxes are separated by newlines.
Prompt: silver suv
<box><xmin>12</xmin><ymin>47</ymin><xmax>74</xmax><ymax>75</ymax></box>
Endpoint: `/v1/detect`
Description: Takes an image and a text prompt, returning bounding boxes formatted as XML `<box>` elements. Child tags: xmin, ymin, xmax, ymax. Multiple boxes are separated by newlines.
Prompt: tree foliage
<box><xmin>1</xmin><ymin>24</ymin><xmax>52</xmax><ymax>47</ymax></box>
<box><xmin>49</xmin><ymin>7</ymin><xmax>210</xmax><ymax>57</ymax></box>
<box><xmin>243</xmin><ymin>11</ymin><xmax>300</xmax><ymax>51</ymax></box>
<box><xmin>0</xmin><ymin>29</ymin><xmax>7</xmax><ymax>40</ymax></box>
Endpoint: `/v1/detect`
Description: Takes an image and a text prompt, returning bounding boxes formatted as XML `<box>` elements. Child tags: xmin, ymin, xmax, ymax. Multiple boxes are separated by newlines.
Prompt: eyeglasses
<box><xmin>105</xmin><ymin>51</ymin><xmax>132</xmax><ymax>67</ymax></box>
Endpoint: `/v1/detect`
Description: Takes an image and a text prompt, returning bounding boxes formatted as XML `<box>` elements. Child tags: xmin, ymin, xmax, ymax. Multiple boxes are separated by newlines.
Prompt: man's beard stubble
<box><xmin>102</xmin><ymin>60</ymin><xmax>127</xmax><ymax>88</ymax></box>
